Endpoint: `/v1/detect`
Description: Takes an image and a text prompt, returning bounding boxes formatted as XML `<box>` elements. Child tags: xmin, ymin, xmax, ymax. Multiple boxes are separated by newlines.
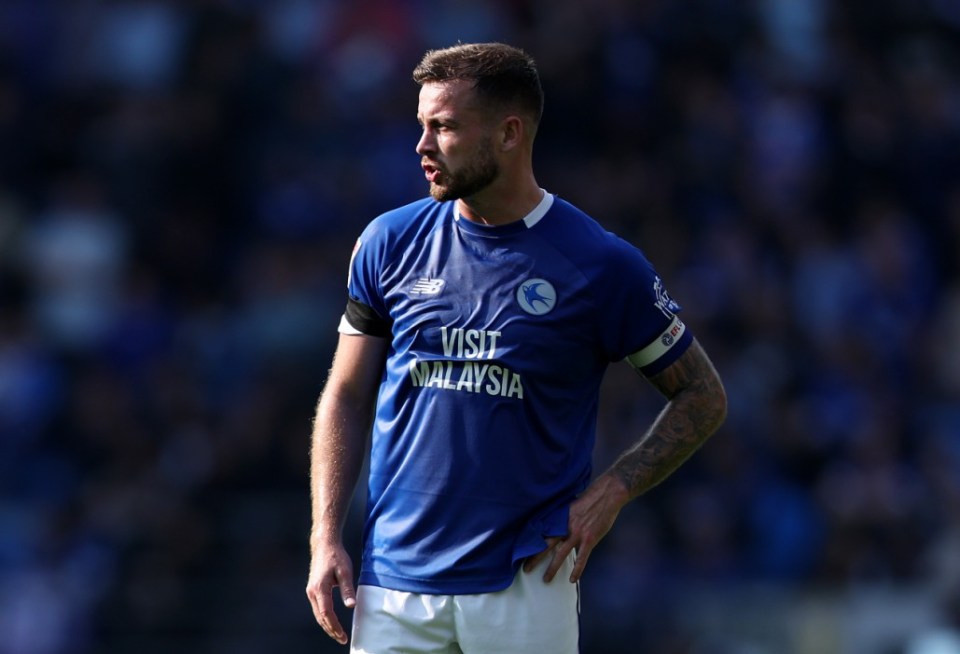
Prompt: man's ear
<box><xmin>498</xmin><ymin>115</ymin><xmax>524</xmax><ymax>152</ymax></box>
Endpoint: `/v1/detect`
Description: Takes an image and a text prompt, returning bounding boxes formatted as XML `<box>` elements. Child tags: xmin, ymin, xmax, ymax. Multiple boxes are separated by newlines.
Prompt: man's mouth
<box><xmin>422</xmin><ymin>161</ymin><xmax>442</xmax><ymax>183</ymax></box>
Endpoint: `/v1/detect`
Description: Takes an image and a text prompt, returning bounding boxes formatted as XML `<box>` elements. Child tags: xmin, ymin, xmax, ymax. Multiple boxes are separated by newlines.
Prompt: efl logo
<box><xmin>410</xmin><ymin>278</ymin><xmax>445</xmax><ymax>295</ymax></box>
<box><xmin>661</xmin><ymin>319</ymin><xmax>685</xmax><ymax>347</ymax></box>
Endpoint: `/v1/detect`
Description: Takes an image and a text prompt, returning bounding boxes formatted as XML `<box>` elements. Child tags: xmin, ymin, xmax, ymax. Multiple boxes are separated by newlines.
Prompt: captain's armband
<box><xmin>625</xmin><ymin>315</ymin><xmax>690</xmax><ymax>375</ymax></box>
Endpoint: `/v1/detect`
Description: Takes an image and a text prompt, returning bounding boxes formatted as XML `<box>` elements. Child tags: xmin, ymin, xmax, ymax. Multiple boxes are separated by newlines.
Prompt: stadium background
<box><xmin>1</xmin><ymin>1</ymin><xmax>959</xmax><ymax>652</ymax></box>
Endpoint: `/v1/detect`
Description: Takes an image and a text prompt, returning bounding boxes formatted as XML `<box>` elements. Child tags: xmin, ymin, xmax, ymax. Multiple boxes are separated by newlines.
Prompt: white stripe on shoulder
<box><xmin>625</xmin><ymin>315</ymin><xmax>686</xmax><ymax>369</ymax></box>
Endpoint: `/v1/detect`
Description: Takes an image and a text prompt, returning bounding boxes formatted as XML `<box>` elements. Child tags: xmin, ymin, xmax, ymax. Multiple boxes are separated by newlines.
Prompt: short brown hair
<box><xmin>413</xmin><ymin>42</ymin><xmax>544</xmax><ymax>126</ymax></box>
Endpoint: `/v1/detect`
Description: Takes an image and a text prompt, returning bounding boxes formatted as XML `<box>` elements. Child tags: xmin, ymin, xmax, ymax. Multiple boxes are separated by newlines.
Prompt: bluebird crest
<box><xmin>517</xmin><ymin>278</ymin><xmax>557</xmax><ymax>315</ymax></box>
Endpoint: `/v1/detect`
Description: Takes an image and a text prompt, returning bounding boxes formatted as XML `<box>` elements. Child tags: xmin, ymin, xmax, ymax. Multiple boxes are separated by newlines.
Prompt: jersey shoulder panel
<box><xmin>348</xmin><ymin>198</ymin><xmax>450</xmax><ymax>316</ymax></box>
<box><xmin>534</xmin><ymin>197</ymin><xmax>688</xmax><ymax>362</ymax></box>
<box><xmin>359</xmin><ymin>197</ymin><xmax>447</xmax><ymax>250</ymax></box>
<box><xmin>539</xmin><ymin>198</ymin><xmax>653</xmax><ymax>273</ymax></box>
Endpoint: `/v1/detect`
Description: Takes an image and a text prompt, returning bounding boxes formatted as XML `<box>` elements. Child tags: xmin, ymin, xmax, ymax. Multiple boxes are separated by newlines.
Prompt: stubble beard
<box><xmin>428</xmin><ymin>138</ymin><xmax>499</xmax><ymax>202</ymax></box>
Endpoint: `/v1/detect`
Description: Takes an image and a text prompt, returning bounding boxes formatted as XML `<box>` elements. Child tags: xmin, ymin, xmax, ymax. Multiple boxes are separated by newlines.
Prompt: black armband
<box><xmin>343</xmin><ymin>296</ymin><xmax>391</xmax><ymax>337</ymax></box>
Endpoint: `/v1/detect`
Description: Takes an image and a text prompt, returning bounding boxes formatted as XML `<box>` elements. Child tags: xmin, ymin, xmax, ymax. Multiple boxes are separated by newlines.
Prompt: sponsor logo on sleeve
<box><xmin>653</xmin><ymin>276</ymin><xmax>680</xmax><ymax>318</ymax></box>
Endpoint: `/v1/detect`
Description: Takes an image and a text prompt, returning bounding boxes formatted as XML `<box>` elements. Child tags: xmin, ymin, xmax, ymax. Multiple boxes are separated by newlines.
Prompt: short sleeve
<box><xmin>340</xmin><ymin>224</ymin><xmax>392</xmax><ymax>337</ymax></box>
<box><xmin>596</xmin><ymin>238</ymin><xmax>693</xmax><ymax>375</ymax></box>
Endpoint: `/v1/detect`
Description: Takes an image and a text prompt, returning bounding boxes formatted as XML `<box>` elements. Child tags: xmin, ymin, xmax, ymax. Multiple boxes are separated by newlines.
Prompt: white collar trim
<box><xmin>454</xmin><ymin>190</ymin><xmax>554</xmax><ymax>228</ymax></box>
<box><xmin>523</xmin><ymin>190</ymin><xmax>553</xmax><ymax>228</ymax></box>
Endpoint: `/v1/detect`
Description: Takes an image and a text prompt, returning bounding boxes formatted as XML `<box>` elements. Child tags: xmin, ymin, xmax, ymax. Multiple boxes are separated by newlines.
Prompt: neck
<box><xmin>457</xmin><ymin>169</ymin><xmax>542</xmax><ymax>226</ymax></box>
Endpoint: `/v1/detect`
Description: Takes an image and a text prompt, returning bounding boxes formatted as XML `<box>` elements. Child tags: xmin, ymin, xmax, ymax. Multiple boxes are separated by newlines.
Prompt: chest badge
<box><xmin>516</xmin><ymin>278</ymin><xmax>556</xmax><ymax>316</ymax></box>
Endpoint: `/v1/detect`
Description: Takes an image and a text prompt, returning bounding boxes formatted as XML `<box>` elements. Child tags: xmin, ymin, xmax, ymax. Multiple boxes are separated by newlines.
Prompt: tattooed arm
<box><xmin>526</xmin><ymin>338</ymin><xmax>727</xmax><ymax>583</ymax></box>
<box><xmin>609</xmin><ymin>338</ymin><xmax>728</xmax><ymax>497</ymax></box>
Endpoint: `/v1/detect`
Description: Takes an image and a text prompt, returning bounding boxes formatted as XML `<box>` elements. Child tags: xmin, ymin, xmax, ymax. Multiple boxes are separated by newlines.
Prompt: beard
<box><xmin>428</xmin><ymin>138</ymin><xmax>499</xmax><ymax>202</ymax></box>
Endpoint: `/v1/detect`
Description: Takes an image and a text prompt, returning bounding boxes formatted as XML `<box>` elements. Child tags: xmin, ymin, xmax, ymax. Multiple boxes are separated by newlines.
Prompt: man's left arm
<box><xmin>527</xmin><ymin>338</ymin><xmax>727</xmax><ymax>583</ymax></box>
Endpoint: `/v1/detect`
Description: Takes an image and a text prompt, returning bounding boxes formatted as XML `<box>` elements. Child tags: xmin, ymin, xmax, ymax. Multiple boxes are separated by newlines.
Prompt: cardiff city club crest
<box><xmin>516</xmin><ymin>278</ymin><xmax>557</xmax><ymax>316</ymax></box>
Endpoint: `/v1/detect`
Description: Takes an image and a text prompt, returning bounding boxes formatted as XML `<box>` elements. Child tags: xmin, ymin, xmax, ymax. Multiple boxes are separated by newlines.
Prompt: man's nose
<box><xmin>416</xmin><ymin>128</ymin><xmax>436</xmax><ymax>156</ymax></box>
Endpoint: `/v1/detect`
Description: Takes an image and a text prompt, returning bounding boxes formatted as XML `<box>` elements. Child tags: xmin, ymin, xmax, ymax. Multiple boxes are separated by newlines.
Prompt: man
<box><xmin>306</xmin><ymin>42</ymin><xmax>727</xmax><ymax>653</ymax></box>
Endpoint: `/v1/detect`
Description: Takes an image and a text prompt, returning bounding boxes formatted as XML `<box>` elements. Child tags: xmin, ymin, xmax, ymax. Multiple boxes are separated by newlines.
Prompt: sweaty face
<box><xmin>417</xmin><ymin>81</ymin><xmax>501</xmax><ymax>202</ymax></box>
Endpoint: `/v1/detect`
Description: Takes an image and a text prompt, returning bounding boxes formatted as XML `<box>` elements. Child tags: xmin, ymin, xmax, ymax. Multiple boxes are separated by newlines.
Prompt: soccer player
<box><xmin>306</xmin><ymin>42</ymin><xmax>727</xmax><ymax>653</ymax></box>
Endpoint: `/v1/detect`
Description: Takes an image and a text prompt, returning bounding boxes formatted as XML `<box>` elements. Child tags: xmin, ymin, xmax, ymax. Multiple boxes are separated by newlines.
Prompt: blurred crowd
<box><xmin>1</xmin><ymin>1</ymin><xmax>959</xmax><ymax>652</ymax></box>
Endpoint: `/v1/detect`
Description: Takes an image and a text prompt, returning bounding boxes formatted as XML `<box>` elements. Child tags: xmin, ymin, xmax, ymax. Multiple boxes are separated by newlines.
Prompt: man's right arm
<box><xmin>306</xmin><ymin>332</ymin><xmax>388</xmax><ymax>644</ymax></box>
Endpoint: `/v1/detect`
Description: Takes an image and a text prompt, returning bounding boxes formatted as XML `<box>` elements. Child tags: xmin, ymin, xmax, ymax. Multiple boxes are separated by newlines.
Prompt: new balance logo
<box><xmin>410</xmin><ymin>278</ymin><xmax>445</xmax><ymax>295</ymax></box>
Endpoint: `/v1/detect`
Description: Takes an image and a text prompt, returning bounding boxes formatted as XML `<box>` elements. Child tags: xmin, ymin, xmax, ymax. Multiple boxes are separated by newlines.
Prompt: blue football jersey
<box><xmin>340</xmin><ymin>192</ymin><xmax>692</xmax><ymax>594</ymax></box>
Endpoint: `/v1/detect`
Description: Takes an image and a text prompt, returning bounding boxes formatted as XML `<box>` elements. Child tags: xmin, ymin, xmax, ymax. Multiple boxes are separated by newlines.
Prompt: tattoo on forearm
<box><xmin>611</xmin><ymin>341</ymin><xmax>727</xmax><ymax>499</ymax></box>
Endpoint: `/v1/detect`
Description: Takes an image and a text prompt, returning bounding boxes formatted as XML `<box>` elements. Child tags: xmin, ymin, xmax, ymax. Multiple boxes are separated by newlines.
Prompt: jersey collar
<box><xmin>453</xmin><ymin>190</ymin><xmax>554</xmax><ymax>235</ymax></box>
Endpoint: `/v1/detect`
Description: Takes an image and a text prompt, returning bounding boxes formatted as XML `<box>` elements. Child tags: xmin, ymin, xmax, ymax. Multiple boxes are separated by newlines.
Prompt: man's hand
<box><xmin>525</xmin><ymin>339</ymin><xmax>727</xmax><ymax>585</ymax></box>
<box><xmin>522</xmin><ymin>474</ymin><xmax>629</xmax><ymax>583</ymax></box>
<box><xmin>306</xmin><ymin>540</ymin><xmax>357</xmax><ymax>645</ymax></box>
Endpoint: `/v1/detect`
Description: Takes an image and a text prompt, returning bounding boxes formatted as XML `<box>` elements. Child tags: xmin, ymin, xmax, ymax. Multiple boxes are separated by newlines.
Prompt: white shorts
<box><xmin>350</xmin><ymin>554</ymin><xmax>580</xmax><ymax>654</ymax></box>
